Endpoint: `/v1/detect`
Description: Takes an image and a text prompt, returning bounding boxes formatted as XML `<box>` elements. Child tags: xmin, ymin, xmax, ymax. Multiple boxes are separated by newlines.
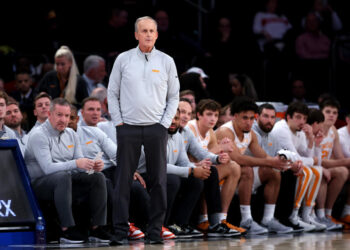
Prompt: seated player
<box><xmin>216</xmin><ymin>97</ymin><xmax>294</xmax><ymax>234</ymax></box>
<box><xmin>185</xmin><ymin>99</ymin><xmax>242</xmax><ymax>232</ymax></box>
<box><xmin>271</xmin><ymin>102</ymin><xmax>325</xmax><ymax>231</ymax></box>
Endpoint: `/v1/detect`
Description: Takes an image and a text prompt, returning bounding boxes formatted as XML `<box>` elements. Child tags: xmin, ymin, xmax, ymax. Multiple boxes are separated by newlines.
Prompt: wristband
<box><xmin>216</xmin><ymin>156</ymin><xmax>221</xmax><ymax>165</ymax></box>
<box><xmin>189</xmin><ymin>167</ymin><xmax>194</xmax><ymax>177</ymax></box>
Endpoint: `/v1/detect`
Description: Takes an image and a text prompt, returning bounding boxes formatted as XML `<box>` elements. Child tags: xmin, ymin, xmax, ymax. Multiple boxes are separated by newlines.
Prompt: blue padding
<box><xmin>0</xmin><ymin>140</ymin><xmax>42</xmax><ymax>220</ymax></box>
<box><xmin>0</xmin><ymin>231</ymin><xmax>35</xmax><ymax>245</ymax></box>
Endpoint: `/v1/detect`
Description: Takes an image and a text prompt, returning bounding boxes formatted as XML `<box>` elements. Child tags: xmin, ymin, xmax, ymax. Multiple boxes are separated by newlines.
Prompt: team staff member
<box><xmin>107</xmin><ymin>16</ymin><xmax>179</xmax><ymax>244</ymax></box>
<box><xmin>25</xmin><ymin>98</ymin><xmax>111</xmax><ymax>244</ymax></box>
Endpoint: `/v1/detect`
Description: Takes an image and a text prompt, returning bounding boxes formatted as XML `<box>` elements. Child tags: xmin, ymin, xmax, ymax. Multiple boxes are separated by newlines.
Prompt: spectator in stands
<box><xmin>306</xmin><ymin>0</ymin><xmax>343</xmax><ymax>38</ymax></box>
<box><xmin>82</xmin><ymin>55</ymin><xmax>107</xmax><ymax>96</ymax></box>
<box><xmin>32</xmin><ymin>92</ymin><xmax>51</xmax><ymax>130</ymax></box>
<box><xmin>24</xmin><ymin>97</ymin><xmax>112</xmax><ymax>244</ymax></box>
<box><xmin>0</xmin><ymin>91</ymin><xmax>16</xmax><ymax>139</ymax></box>
<box><xmin>100</xmin><ymin>7</ymin><xmax>133</xmax><ymax>61</ymax></box>
<box><xmin>180</xmin><ymin>71</ymin><xmax>209</xmax><ymax>102</ymax></box>
<box><xmin>0</xmin><ymin>78</ymin><xmax>4</xmax><ymax>91</ymax></box>
<box><xmin>180</xmin><ymin>90</ymin><xmax>196</xmax><ymax>118</ymax></box>
<box><xmin>4</xmin><ymin>99</ymin><xmax>28</xmax><ymax>154</ymax></box>
<box><xmin>35</xmin><ymin>46</ymin><xmax>88</xmax><ymax>106</ymax></box>
<box><xmin>288</xmin><ymin>79</ymin><xmax>317</xmax><ymax>105</ymax></box>
<box><xmin>229</xmin><ymin>74</ymin><xmax>258</xmax><ymax>101</ymax></box>
<box><xmin>154</xmin><ymin>9</ymin><xmax>203</xmax><ymax>74</ymax></box>
<box><xmin>253</xmin><ymin>0</ymin><xmax>292</xmax><ymax>53</ymax></box>
<box><xmin>11</xmin><ymin>71</ymin><xmax>35</xmax><ymax>128</ymax></box>
<box><xmin>296</xmin><ymin>12</ymin><xmax>331</xmax><ymax>60</ymax></box>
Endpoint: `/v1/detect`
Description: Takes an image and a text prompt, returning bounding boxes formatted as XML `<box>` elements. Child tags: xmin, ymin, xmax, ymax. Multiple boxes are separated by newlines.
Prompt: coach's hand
<box><xmin>193</xmin><ymin>167</ymin><xmax>211</xmax><ymax>180</ymax></box>
<box><xmin>76</xmin><ymin>158</ymin><xmax>95</xmax><ymax>170</ymax></box>
<box><xmin>93</xmin><ymin>160</ymin><xmax>104</xmax><ymax>172</ymax></box>
<box><xmin>134</xmin><ymin>172</ymin><xmax>146</xmax><ymax>188</ymax></box>
<box><xmin>195</xmin><ymin>158</ymin><xmax>212</xmax><ymax>168</ymax></box>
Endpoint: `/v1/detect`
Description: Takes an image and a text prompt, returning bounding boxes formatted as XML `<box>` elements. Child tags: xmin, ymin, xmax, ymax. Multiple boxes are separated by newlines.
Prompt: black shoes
<box><xmin>88</xmin><ymin>227</ymin><xmax>112</xmax><ymax>243</ymax></box>
<box><xmin>59</xmin><ymin>227</ymin><xmax>86</xmax><ymax>244</ymax></box>
<box><xmin>168</xmin><ymin>224</ymin><xmax>204</xmax><ymax>238</ymax></box>
<box><xmin>207</xmin><ymin>223</ymin><xmax>241</xmax><ymax>237</ymax></box>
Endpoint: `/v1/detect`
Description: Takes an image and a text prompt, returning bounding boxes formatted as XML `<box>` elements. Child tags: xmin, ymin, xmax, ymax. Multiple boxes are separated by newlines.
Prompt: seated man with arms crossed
<box><xmin>25</xmin><ymin>98</ymin><xmax>111</xmax><ymax>244</ymax></box>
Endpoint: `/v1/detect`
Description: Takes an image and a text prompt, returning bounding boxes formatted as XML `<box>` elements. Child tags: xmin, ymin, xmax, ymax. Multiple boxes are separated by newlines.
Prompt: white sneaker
<box><xmin>261</xmin><ymin>218</ymin><xmax>293</xmax><ymax>234</ymax></box>
<box><xmin>304</xmin><ymin>216</ymin><xmax>326</xmax><ymax>231</ymax></box>
<box><xmin>289</xmin><ymin>216</ymin><xmax>315</xmax><ymax>232</ymax></box>
<box><xmin>240</xmin><ymin>219</ymin><xmax>268</xmax><ymax>235</ymax></box>
<box><xmin>316</xmin><ymin>217</ymin><xmax>342</xmax><ymax>231</ymax></box>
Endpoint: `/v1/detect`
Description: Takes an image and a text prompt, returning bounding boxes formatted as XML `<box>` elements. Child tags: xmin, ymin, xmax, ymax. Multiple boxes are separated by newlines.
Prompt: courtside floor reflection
<box><xmin>6</xmin><ymin>231</ymin><xmax>350</xmax><ymax>249</ymax></box>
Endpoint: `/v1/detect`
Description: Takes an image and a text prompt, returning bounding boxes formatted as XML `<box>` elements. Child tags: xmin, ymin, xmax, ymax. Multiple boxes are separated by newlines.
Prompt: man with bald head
<box><xmin>108</xmin><ymin>16</ymin><xmax>179</xmax><ymax>244</ymax></box>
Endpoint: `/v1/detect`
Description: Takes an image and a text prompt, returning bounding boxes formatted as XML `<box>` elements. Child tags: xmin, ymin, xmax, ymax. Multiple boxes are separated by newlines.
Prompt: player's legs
<box><xmin>216</xmin><ymin>161</ymin><xmax>241</xmax><ymax>213</ymax></box>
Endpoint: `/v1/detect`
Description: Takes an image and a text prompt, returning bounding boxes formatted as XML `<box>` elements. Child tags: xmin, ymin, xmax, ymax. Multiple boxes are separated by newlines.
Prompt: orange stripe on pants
<box><xmin>305</xmin><ymin>166</ymin><xmax>322</xmax><ymax>207</ymax></box>
<box><xmin>294</xmin><ymin>166</ymin><xmax>312</xmax><ymax>208</ymax></box>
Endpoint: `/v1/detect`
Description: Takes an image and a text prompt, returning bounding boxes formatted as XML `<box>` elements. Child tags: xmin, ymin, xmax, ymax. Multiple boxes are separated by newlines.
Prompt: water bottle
<box><xmin>36</xmin><ymin>216</ymin><xmax>46</xmax><ymax>245</ymax></box>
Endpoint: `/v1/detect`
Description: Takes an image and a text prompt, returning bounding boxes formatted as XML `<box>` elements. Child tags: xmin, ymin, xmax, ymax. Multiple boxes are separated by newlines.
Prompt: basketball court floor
<box><xmin>7</xmin><ymin>231</ymin><xmax>350</xmax><ymax>249</ymax></box>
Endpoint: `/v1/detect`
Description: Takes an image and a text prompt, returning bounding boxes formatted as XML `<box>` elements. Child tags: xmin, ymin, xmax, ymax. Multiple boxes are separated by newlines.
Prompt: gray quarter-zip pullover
<box><xmin>107</xmin><ymin>46</ymin><xmax>179</xmax><ymax>128</ymax></box>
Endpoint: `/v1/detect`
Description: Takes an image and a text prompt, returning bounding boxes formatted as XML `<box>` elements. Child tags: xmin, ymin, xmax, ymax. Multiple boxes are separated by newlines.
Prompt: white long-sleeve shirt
<box><xmin>107</xmin><ymin>46</ymin><xmax>179</xmax><ymax>128</ymax></box>
<box><xmin>271</xmin><ymin>119</ymin><xmax>314</xmax><ymax>167</ymax></box>
<box><xmin>338</xmin><ymin>126</ymin><xmax>350</xmax><ymax>158</ymax></box>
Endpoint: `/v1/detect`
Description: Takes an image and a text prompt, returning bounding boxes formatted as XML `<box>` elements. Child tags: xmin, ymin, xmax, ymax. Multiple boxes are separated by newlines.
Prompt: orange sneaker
<box><xmin>128</xmin><ymin>223</ymin><xmax>145</xmax><ymax>240</ymax></box>
<box><xmin>340</xmin><ymin>215</ymin><xmax>350</xmax><ymax>224</ymax></box>
<box><xmin>197</xmin><ymin>220</ymin><xmax>209</xmax><ymax>232</ymax></box>
<box><xmin>161</xmin><ymin>226</ymin><xmax>176</xmax><ymax>240</ymax></box>
<box><xmin>221</xmin><ymin>219</ymin><xmax>246</xmax><ymax>235</ymax></box>
<box><xmin>327</xmin><ymin>215</ymin><xmax>349</xmax><ymax>230</ymax></box>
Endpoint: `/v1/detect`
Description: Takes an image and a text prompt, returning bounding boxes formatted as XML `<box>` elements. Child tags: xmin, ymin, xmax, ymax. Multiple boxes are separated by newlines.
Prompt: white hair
<box><xmin>54</xmin><ymin>46</ymin><xmax>79</xmax><ymax>104</ymax></box>
<box><xmin>134</xmin><ymin>16</ymin><xmax>157</xmax><ymax>32</ymax></box>
<box><xmin>90</xmin><ymin>87</ymin><xmax>107</xmax><ymax>103</ymax></box>
<box><xmin>84</xmin><ymin>55</ymin><xmax>105</xmax><ymax>73</ymax></box>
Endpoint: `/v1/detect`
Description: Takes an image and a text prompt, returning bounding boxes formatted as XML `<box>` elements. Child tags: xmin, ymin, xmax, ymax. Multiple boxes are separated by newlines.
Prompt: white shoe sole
<box><xmin>88</xmin><ymin>236</ymin><xmax>110</xmax><ymax>243</ymax></box>
<box><xmin>207</xmin><ymin>232</ymin><xmax>241</xmax><ymax>237</ymax></box>
<box><xmin>59</xmin><ymin>237</ymin><xmax>85</xmax><ymax>244</ymax></box>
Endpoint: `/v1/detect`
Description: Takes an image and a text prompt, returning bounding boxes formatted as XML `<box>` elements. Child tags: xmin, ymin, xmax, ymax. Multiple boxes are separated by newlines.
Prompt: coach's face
<box><xmin>135</xmin><ymin>19</ymin><xmax>158</xmax><ymax>53</ymax></box>
<box><xmin>49</xmin><ymin>104</ymin><xmax>71</xmax><ymax>132</ymax></box>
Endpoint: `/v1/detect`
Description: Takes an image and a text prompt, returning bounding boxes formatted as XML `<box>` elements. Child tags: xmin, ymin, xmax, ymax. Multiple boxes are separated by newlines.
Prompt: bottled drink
<box><xmin>35</xmin><ymin>216</ymin><xmax>46</xmax><ymax>245</ymax></box>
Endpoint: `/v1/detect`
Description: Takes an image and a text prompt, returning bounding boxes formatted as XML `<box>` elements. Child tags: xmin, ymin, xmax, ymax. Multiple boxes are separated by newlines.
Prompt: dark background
<box><xmin>1</xmin><ymin>0</ymin><xmax>350</xmax><ymax>110</ymax></box>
